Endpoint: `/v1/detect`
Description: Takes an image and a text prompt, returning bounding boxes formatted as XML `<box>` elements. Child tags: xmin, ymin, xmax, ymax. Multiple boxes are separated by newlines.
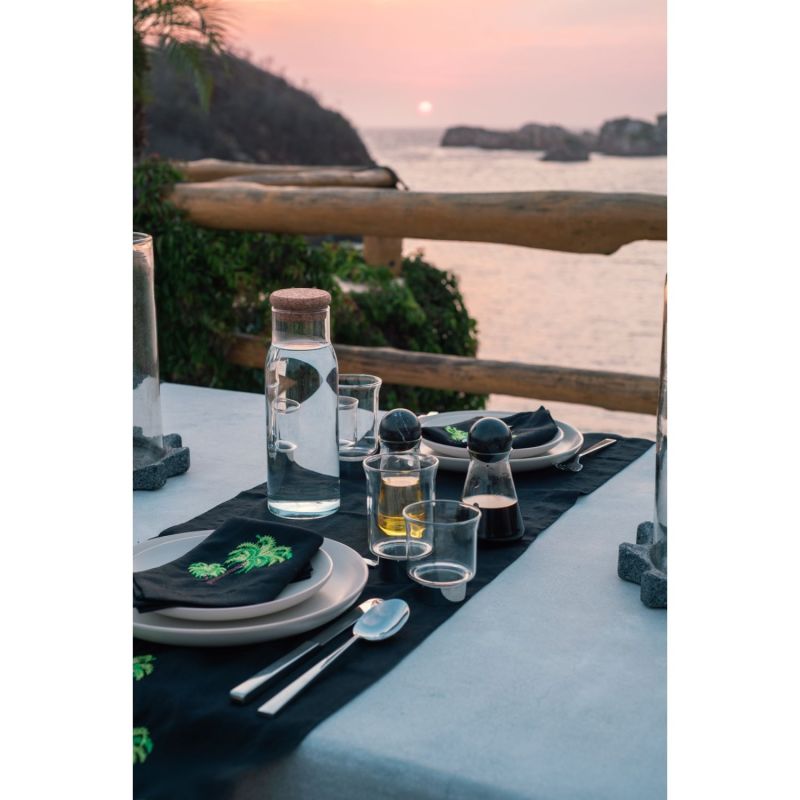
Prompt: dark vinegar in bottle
<box><xmin>462</xmin><ymin>494</ymin><xmax>524</xmax><ymax>543</ymax></box>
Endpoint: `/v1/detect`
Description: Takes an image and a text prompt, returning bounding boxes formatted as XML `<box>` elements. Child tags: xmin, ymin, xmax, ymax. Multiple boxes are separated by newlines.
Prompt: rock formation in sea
<box><xmin>540</xmin><ymin>134</ymin><xmax>590</xmax><ymax>162</ymax></box>
<box><xmin>441</xmin><ymin>114</ymin><xmax>667</xmax><ymax>159</ymax></box>
<box><xmin>143</xmin><ymin>49</ymin><xmax>373</xmax><ymax>166</ymax></box>
<box><xmin>596</xmin><ymin>116</ymin><xmax>667</xmax><ymax>157</ymax></box>
<box><xmin>442</xmin><ymin>123</ymin><xmax>576</xmax><ymax>153</ymax></box>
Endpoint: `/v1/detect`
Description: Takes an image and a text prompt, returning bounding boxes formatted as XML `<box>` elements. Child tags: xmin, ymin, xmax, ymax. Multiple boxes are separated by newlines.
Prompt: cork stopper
<box><xmin>269</xmin><ymin>287</ymin><xmax>331</xmax><ymax>312</ymax></box>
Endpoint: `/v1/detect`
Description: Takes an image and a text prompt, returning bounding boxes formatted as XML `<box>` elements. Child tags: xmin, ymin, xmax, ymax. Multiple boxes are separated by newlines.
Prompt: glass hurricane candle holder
<box><xmin>133</xmin><ymin>232</ymin><xmax>166</xmax><ymax>470</ymax></box>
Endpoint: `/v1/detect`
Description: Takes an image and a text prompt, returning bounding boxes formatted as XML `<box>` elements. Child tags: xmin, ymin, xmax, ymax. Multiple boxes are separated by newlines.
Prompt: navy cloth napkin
<box><xmin>133</xmin><ymin>517</ymin><xmax>323</xmax><ymax>613</ymax></box>
<box><xmin>423</xmin><ymin>407</ymin><xmax>559</xmax><ymax>450</ymax></box>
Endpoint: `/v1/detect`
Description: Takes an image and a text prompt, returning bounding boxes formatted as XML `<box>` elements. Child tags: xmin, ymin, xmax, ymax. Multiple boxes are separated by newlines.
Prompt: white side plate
<box><xmin>421</xmin><ymin>411</ymin><xmax>564</xmax><ymax>460</ymax></box>
<box><xmin>133</xmin><ymin>531</ymin><xmax>335</xmax><ymax>622</ymax></box>
<box><xmin>421</xmin><ymin>415</ymin><xmax>584</xmax><ymax>474</ymax></box>
<box><xmin>133</xmin><ymin>538</ymin><xmax>368</xmax><ymax>647</ymax></box>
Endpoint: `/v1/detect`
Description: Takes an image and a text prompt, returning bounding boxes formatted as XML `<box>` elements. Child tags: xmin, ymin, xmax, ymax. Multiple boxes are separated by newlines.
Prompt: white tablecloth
<box><xmin>134</xmin><ymin>384</ymin><xmax>666</xmax><ymax>800</ymax></box>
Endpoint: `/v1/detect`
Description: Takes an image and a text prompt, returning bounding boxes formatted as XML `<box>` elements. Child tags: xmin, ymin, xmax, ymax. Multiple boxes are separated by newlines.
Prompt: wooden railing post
<box><xmin>362</xmin><ymin>236</ymin><xmax>404</xmax><ymax>274</ymax></box>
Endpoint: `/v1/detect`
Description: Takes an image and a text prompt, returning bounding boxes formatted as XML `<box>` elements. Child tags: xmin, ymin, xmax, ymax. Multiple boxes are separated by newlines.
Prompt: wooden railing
<box><xmin>227</xmin><ymin>335</ymin><xmax>659</xmax><ymax>414</ymax></box>
<box><xmin>170</xmin><ymin>159</ymin><xmax>667</xmax><ymax>415</ymax></box>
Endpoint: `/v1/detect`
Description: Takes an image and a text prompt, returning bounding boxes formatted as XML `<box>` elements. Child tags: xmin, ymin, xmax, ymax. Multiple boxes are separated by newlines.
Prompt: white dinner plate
<box><xmin>421</xmin><ymin>413</ymin><xmax>564</xmax><ymax>460</ymax></box>
<box><xmin>133</xmin><ymin>537</ymin><xmax>368</xmax><ymax>647</ymax></box>
<box><xmin>133</xmin><ymin>531</ymin><xmax>335</xmax><ymax>622</ymax></box>
<box><xmin>421</xmin><ymin>412</ymin><xmax>584</xmax><ymax>473</ymax></box>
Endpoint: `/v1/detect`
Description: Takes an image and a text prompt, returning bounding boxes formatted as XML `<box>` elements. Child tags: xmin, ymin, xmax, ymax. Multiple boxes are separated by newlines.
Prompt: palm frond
<box><xmin>188</xmin><ymin>561</ymin><xmax>226</xmax><ymax>579</ymax></box>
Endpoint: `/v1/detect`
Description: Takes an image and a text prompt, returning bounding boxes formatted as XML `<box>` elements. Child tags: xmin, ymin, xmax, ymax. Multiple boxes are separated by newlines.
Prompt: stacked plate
<box><xmin>133</xmin><ymin>531</ymin><xmax>368</xmax><ymax>647</ymax></box>
<box><xmin>420</xmin><ymin>411</ymin><xmax>584</xmax><ymax>473</ymax></box>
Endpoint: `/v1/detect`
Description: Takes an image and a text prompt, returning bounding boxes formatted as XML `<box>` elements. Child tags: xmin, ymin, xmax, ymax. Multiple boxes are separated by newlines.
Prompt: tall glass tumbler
<box><xmin>133</xmin><ymin>232</ymin><xmax>166</xmax><ymax>470</ymax></box>
<box><xmin>338</xmin><ymin>374</ymin><xmax>382</xmax><ymax>460</ymax></box>
<box><xmin>404</xmin><ymin>500</ymin><xmax>481</xmax><ymax>602</ymax></box>
<box><xmin>363</xmin><ymin>453</ymin><xmax>438</xmax><ymax>559</ymax></box>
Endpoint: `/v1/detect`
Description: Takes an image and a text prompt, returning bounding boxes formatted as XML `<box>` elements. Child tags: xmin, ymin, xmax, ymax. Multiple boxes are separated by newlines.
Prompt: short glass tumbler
<box><xmin>363</xmin><ymin>453</ymin><xmax>439</xmax><ymax>560</ymax></box>
<box><xmin>403</xmin><ymin>501</ymin><xmax>480</xmax><ymax>598</ymax></box>
<box><xmin>338</xmin><ymin>374</ymin><xmax>382</xmax><ymax>460</ymax></box>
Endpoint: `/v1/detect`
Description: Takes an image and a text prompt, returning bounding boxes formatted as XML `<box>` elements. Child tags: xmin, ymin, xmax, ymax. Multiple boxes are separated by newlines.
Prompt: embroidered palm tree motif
<box><xmin>133</xmin><ymin>654</ymin><xmax>156</xmax><ymax>681</ymax></box>
<box><xmin>133</xmin><ymin>726</ymin><xmax>153</xmax><ymax>764</ymax></box>
<box><xmin>188</xmin><ymin>535</ymin><xmax>294</xmax><ymax>583</ymax></box>
<box><xmin>445</xmin><ymin>425</ymin><xmax>468</xmax><ymax>443</ymax></box>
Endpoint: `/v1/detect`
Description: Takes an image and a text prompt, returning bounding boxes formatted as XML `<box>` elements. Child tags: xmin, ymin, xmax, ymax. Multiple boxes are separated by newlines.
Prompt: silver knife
<box><xmin>230</xmin><ymin>597</ymin><xmax>382</xmax><ymax>704</ymax></box>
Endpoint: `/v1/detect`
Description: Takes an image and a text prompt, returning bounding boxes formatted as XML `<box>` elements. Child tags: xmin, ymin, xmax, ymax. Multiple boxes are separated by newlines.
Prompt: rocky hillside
<box><xmin>441</xmin><ymin>114</ymin><xmax>667</xmax><ymax>159</ymax></box>
<box><xmin>143</xmin><ymin>49</ymin><xmax>374</xmax><ymax>166</ymax></box>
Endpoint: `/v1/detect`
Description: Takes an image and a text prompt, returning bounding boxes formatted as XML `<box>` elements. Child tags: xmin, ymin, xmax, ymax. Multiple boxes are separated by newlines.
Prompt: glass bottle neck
<box><xmin>271</xmin><ymin>308</ymin><xmax>331</xmax><ymax>347</ymax></box>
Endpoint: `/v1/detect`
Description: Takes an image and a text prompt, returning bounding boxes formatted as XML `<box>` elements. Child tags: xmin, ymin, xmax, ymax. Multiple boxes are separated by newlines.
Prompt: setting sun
<box><xmin>417</xmin><ymin>100</ymin><xmax>433</xmax><ymax>115</ymax></box>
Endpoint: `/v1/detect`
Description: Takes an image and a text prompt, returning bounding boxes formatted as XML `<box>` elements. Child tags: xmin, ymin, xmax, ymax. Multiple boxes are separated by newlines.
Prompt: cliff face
<box><xmin>143</xmin><ymin>49</ymin><xmax>374</xmax><ymax>166</ymax></box>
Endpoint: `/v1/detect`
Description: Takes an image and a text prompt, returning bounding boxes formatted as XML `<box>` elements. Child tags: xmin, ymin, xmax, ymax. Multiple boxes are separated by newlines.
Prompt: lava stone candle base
<box><xmin>133</xmin><ymin>433</ymin><xmax>190</xmax><ymax>491</ymax></box>
<box><xmin>618</xmin><ymin>521</ymin><xmax>667</xmax><ymax>609</ymax></box>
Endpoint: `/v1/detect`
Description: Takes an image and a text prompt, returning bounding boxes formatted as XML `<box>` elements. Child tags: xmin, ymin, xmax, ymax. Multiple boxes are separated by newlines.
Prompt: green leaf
<box><xmin>188</xmin><ymin>561</ymin><xmax>226</xmax><ymax>579</ymax></box>
<box><xmin>133</xmin><ymin>654</ymin><xmax>157</xmax><ymax>681</ymax></box>
<box><xmin>133</xmin><ymin>726</ymin><xmax>154</xmax><ymax>765</ymax></box>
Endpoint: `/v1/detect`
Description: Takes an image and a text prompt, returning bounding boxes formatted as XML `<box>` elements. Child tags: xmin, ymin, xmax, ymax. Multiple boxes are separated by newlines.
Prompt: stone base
<box><xmin>133</xmin><ymin>433</ymin><xmax>190</xmax><ymax>491</ymax></box>
<box><xmin>617</xmin><ymin>521</ymin><xmax>667</xmax><ymax>609</ymax></box>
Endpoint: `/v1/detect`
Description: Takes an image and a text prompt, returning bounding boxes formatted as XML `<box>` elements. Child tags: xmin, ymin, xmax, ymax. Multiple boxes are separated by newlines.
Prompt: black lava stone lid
<box><xmin>468</xmin><ymin>417</ymin><xmax>512</xmax><ymax>463</ymax></box>
<box><xmin>379</xmin><ymin>408</ymin><xmax>421</xmax><ymax>450</ymax></box>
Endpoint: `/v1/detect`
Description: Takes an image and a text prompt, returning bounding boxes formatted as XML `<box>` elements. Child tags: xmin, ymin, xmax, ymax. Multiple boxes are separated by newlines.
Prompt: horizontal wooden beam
<box><xmin>226</xmin><ymin>334</ymin><xmax>658</xmax><ymax>414</ymax></box>
<box><xmin>173</xmin><ymin>158</ymin><xmax>397</xmax><ymax>186</ymax></box>
<box><xmin>170</xmin><ymin>183</ymin><xmax>666</xmax><ymax>255</ymax></box>
<box><xmin>217</xmin><ymin>167</ymin><xmax>399</xmax><ymax>189</ymax></box>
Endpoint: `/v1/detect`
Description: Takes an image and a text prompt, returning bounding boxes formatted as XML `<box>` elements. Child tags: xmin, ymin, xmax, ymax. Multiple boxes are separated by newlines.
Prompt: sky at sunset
<box><xmin>224</xmin><ymin>0</ymin><xmax>666</xmax><ymax>131</ymax></box>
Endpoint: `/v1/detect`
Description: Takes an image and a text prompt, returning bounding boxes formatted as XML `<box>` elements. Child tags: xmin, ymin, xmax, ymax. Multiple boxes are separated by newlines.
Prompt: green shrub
<box><xmin>133</xmin><ymin>158</ymin><xmax>485</xmax><ymax>413</ymax></box>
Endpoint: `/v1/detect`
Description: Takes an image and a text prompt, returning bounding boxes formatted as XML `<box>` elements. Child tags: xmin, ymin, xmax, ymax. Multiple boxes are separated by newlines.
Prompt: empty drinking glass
<box><xmin>363</xmin><ymin>453</ymin><xmax>438</xmax><ymax>560</ymax></box>
<box><xmin>403</xmin><ymin>500</ymin><xmax>481</xmax><ymax>602</ymax></box>
<box><xmin>338</xmin><ymin>374</ymin><xmax>382</xmax><ymax>460</ymax></box>
<box><xmin>337</xmin><ymin>395</ymin><xmax>358</xmax><ymax>448</ymax></box>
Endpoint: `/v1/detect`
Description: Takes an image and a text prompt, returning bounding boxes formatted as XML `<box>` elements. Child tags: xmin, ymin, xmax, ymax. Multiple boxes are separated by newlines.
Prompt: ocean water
<box><xmin>360</xmin><ymin>128</ymin><xmax>667</xmax><ymax>438</ymax></box>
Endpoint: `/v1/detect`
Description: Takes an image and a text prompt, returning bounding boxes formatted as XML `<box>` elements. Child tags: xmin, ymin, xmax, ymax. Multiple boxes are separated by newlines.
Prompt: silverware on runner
<box><xmin>230</xmin><ymin>597</ymin><xmax>383</xmax><ymax>704</ymax></box>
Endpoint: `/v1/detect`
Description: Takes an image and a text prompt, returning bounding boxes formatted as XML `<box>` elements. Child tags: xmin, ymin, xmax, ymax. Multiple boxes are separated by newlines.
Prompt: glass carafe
<box><xmin>265</xmin><ymin>288</ymin><xmax>340</xmax><ymax>519</ymax></box>
<box><xmin>461</xmin><ymin>418</ymin><xmax>524</xmax><ymax>544</ymax></box>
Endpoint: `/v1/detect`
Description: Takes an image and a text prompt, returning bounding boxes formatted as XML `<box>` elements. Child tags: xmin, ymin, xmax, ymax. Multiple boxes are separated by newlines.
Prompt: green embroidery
<box><xmin>133</xmin><ymin>654</ymin><xmax>156</xmax><ymax>681</ymax></box>
<box><xmin>133</xmin><ymin>727</ymin><xmax>153</xmax><ymax>764</ymax></box>
<box><xmin>445</xmin><ymin>425</ymin><xmax>468</xmax><ymax>443</ymax></box>
<box><xmin>187</xmin><ymin>562</ymin><xmax>227</xmax><ymax>580</ymax></box>
<box><xmin>189</xmin><ymin>535</ymin><xmax>294</xmax><ymax>583</ymax></box>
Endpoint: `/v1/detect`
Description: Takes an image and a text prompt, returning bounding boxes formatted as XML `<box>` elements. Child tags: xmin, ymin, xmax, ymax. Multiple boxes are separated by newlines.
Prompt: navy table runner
<box><xmin>133</xmin><ymin>433</ymin><xmax>652</xmax><ymax>799</ymax></box>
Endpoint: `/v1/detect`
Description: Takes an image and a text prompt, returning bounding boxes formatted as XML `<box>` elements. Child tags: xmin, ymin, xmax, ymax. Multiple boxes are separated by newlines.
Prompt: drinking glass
<box><xmin>337</xmin><ymin>395</ymin><xmax>358</xmax><ymax>448</ymax></box>
<box><xmin>338</xmin><ymin>374</ymin><xmax>382</xmax><ymax>460</ymax></box>
<box><xmin>403</xmin><ymin>500</ymin><xmax>480</xmax><ymax>601</ymax></box>
<box><xmin>363</xmin><ymin>453</ymin><xmax>439</xmax><ymax>560</ymax></box>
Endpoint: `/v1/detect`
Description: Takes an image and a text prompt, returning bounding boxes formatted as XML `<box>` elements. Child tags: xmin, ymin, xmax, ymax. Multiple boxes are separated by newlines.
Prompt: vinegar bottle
<box><xmin>461</xmin><ymin>417</ymin><xmax>525</xmax><ymax>544</ymax></box>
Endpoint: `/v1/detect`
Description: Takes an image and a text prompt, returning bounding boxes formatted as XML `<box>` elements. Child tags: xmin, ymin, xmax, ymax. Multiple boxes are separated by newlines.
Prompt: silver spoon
<box><xmin>362</xmin><ymin>555</ymin><xmax>380</xmax><ymax>567</ymax></box>
<box><xmin>258</xmin><ymin>598</ymin><xmax>411</xmax><ymax>716</ymax></box>
<box><xmin>555</xmin><ymin>438</ymin><xmax>617</xmax><ymax>472</ymax></box>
